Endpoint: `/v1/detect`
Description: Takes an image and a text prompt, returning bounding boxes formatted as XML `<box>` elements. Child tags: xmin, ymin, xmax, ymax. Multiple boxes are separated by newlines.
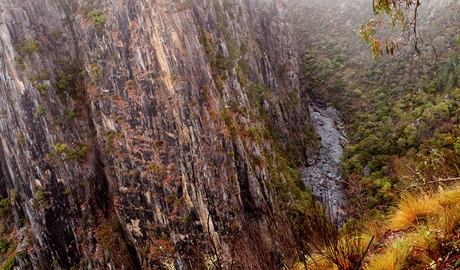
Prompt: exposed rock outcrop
<box><xmin>0</xmin><ymin>0</ymin><xmax>313</xmax><ymax>269</ymax></box>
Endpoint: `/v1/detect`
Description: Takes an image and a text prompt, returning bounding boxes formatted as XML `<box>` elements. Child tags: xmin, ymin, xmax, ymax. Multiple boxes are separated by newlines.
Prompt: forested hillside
<box><xmin>289</xmin><ymin>0</ymin><xmax>460</xmax><ymax>269</ymax></box>
<box><xmin>292</xmin><ymin>0</ymin><xmax>460</xmax><ymax>213</ymax></box>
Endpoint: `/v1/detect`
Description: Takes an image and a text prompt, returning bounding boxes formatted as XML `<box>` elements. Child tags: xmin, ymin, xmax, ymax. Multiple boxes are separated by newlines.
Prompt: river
<box><xmin>300</xmin><ymin>102</ymin><xmax>347</xmax><ymax>224</ymax></box>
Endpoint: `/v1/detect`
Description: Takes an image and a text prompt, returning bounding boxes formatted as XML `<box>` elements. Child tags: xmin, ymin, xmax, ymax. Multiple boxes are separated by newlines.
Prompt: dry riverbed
<box><xmin>301</xmin><ymin>103</ymin><xmax>348</xmax><ymax>224</ymax></box>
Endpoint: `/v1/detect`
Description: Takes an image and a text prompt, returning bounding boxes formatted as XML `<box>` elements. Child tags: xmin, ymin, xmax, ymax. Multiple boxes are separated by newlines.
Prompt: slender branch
<box><xmin>412</xmin><ymin>0</ymin><xmax>421</xmax><ymax>54</ymax></box>
<box><xmin>407</xmin><ymin>177</ymin><xmax>460</xmax><ymax>189</ymax></box>
<box><xmin>355</xmin><ymin>235</ymin><xmax>374</xmax><ymax>270</ymax></box>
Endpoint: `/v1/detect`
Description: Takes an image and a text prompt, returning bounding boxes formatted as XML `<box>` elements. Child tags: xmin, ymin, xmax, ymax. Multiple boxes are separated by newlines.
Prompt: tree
<box><xmin>362</xmin><ymin>0</ymin><xmax>422</xmax><ymax>57</ymax></box>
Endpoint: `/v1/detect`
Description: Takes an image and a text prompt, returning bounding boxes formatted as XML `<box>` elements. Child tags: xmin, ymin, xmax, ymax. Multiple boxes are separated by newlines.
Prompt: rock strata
<box><xmin>0</xmin><ymin>0</ymin><xmax>313</xmax><ymax>269</ymax></box>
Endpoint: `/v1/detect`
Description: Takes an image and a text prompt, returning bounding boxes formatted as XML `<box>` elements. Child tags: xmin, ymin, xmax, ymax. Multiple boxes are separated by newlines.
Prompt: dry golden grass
<box><xmin>438</xmin><ymin>185</ymin><xmax>460</xmax><ymax>206</ymax></box>
<box><xmin>291</xmin><ymin>233</ymin><xmax>373</xmax><ymax>270</ymax></box>
<box><xmin>291</xmin><ymin>262</ymin><xmax>305</xmax><ymax>270</ymax></box>
<box><xmin>366</xmin><ymin>230</ymin><xmax>439</xmax><ymax>270</ymax></box>
<box><xmin>367</xmin><ymin>249</ymin><xmax>398</xmax><ymax>270</ymax></box>
<box><xmin>367</xmin><ymin>185</ymin><xmax>460</xmax><ymax>269</ymax></box>
<box><xmin>410</xmin><ymin>228</ymin><xmax>437</xmax><ymax>252</ymax></box>
<box><xmin>364</xmin><ymin>222</ymin><xmax>386</xmax><ymax>243</ymax></box>
<box><xmin>388</xmin><ymin>194</ymin><xmax>440</xmax><ymax>231</ymax></box>
<box><xmin>290</xmin><ymin>255</ymin><xmax>337</xmax><ymax>270</ymax></box>
<box><xmin>294</xmin><ymin>186</ymin><xmax>460</xmax><ymax>270</ymax></box>
<box><xmin>366</xmin><ymin>237</ymin><xmax>410</xmax><ymax>270</ymax></box>
<box><xmin>436</xmin><ymin>185</ymin><xmax>460</xmax><ymax>236</ymax></box>
<box><xmin>304</xmin><ymin>255</ymin><xmax>337</xmax><ymax>270</ymax></box>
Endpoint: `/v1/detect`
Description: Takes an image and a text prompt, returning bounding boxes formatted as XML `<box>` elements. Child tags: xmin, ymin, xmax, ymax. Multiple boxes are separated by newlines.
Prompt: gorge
<box><xmin>1</xmin><ymin>0</ymin><xmax>460</xmax><ymax>269</ymax></box>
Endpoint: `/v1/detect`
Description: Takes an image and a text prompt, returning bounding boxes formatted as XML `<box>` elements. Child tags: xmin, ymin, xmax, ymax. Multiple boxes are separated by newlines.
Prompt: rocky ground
<box><xmin>301</xmin><ymin>103</ymin><xmax>348</xmax><ymax>224</ymax></box>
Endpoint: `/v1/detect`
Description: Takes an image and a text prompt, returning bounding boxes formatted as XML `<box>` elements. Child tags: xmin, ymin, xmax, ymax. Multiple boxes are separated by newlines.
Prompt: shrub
<box><xmin>0</xmin><ymin>199</ymin><xmax>8</xmax><ymax>208</ymax></box>
<box><xmin>0</xmin><ymin>239</ymin><xmax>8</xmax><ymax>253</ymax></box>
<box><xmin>37</xmin><ymin>105</ymin><xmax>46</xmax><ymax>115</ymax></box>
<box><xmin>8</xmin><ymin>190</ymin><xmax>18</xmax><ymax>203</ymax></box>
<box><xmin>50</xmin><ymin>30</ymin><xmax>63</xmax><ymax>40</ymax></box>
<box><xmin>0</xmin><ymin>198</ymin><xmax>9</xmax><ymax>217</ymax></box>
<box><xmin>39</xmin><ymin>71</ymin><xmax>50</xmax><ymax>80</ymax></box>
<box><xmin>36</xmin><ymin>83</ymin><xmax>49</xmax><ymax>95</ymax></box>
<box><xmin>17</xmin><ymin>37</ymin><xmax>40</xmax><ymax>57</ymax></box>
<box><xmin>88</xmin><ymin>9</ymin><xmax>106</xmax><ymax>29</ymax></box>
<box><xmin>55</xmin><ymin>143</ymin><xmax>87</xmax><ymax>161</ymax></box>
<box><xmin>0</xmin><ymin>256</ymin><xmax>15</xmax><ymax>270</ymax></box>
<box><xmin>65</xmin><ymin>109</ymin><xmax>76</xmax><ymax>120</ymax></box>
<box><xmin>90</xmin><ymin>64</ymin><xmax>103</xmax><ymax>82</ymax></box>
<box><xmin>55</xmin><ymin>143</ymin><xmax>68</xmax><ymax>153</ymax></box>
<box><xmin>291</xmin><ymin>197</ymin><xmax>373</xmax><ymax>270</ymax></box>
<box><xmin>34</xmin><ymin>191</ymin><xmax>46</xmax><ymax>202</ymax></box>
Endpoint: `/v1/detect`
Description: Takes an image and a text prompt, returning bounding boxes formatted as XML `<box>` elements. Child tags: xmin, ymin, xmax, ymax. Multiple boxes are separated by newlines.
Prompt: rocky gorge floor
<box><xmin>301</xmin><ymin>103</ymin><xmax>348</xmax><ymax>224</ymax></box>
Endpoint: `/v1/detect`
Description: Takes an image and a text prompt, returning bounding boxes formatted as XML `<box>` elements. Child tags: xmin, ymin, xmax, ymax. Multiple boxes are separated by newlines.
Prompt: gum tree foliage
<box><xmin>362</xmin><ymin>0</ymin><xmax>422</xmax><ymax>57</ymax></box>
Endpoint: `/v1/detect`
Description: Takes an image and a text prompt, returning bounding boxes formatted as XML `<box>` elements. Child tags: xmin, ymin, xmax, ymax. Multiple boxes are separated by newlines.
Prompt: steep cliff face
<box><xmin>0</xmin><ymin>0</ymin><xmax>312</xmax><ymax>269</ymax></box>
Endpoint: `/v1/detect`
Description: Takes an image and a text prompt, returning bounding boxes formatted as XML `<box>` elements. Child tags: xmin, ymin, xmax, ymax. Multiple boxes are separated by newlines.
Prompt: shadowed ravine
<box><xmin>301</xmin><ymin>103</ymin><xmax>348</xmax><ymax>224</ymax></box>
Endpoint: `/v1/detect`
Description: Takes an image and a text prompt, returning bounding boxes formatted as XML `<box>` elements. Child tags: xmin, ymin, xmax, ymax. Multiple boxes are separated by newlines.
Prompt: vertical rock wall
<box><xmin>0</xmin><ymin>0</ymin><xmax>313</xmax><ymax>268</ymax></box>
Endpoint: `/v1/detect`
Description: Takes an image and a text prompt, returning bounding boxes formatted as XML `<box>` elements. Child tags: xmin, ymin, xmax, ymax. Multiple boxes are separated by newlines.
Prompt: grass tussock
<box><xmin>389</xmin><ymin>185</ymin><xmax>460</xmax><ymax>233</ymax></box>
<box><xmin>367</xmin><ymin>228</ymin><xmax>439</xmax><ymax>270</ymax></box>
<box><xmin>366</xmin><ymin>184</ymin><xmax>460</xmax><ymax>269</ymax></box>
<box><xmin>388</xmin><ymin>194</ymin><xmax>440</xmax><ymax>231</ymax></box>
<box><xmin>439</xmin><ymin>186</ymin><xmax>460</xmax><ymax>205</ymax></box>
<box><xmin>367</xmin><ymin>238</ymin><xmax>410</xmax><ymax>270</ymax></box>
<box><xmin>437</xmin><ymin>186</ymin><xmax>460</xmax><ymax>236</ymax></box>
<box><xmin>291</xmin><ymin>186</ymin><xmax>460</xmax><ymax>270</ymax></box>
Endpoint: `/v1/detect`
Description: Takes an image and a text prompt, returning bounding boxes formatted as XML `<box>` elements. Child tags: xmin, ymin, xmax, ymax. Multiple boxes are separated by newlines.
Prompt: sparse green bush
<box><xmin>0</xmin><ymin>256</ymin><xmax>15</xmax><ymax>270</ymax></box>
<box><xmin>17</xmin><ymin>37</ymin><xmax>40</xmax><ymax>57</ymax></box>
<box><xmin>0</xmin><ymin>198</ymin><xmax>9</xmax><ymax>209</ymax></box>
<box><xmin>55</xmin><ymin>143</ymin><xmax>88</xmax><ymax>161</ymax></box>
<box><xmin>39</xmin><ymin>71</ymin><xmax>50</xmax><ymax>80</ymax></box>
<box><xmin>36</xmin><ymin>83</ymin><xmax>49</xmax><ymax>95</ymax></box>
<box><xmin>37</xmin><ymin>105</ymin><xmax>46</xmax><ymax>115</ymax></box>
<box><xmin>65</xmin><ymin>109</ymin><xmax>76</xmax><ymax>120</ymax></box>
<box><xmin>55</xmin><ymin>143</ymin><xmax>68</xmax><ymax>153</ymax></box>
<box><xmin>88</xmin><ymin>9</ymin><xmax>106</xmax><ymax>29</ymax></box>
<box><xmin>53</xmin><ymin>59</ymin><xmax>83</xmax><ymax>100</ymax></box>
<box><xmin>0</xmin><ymin>238</ymin><xmax>9</xmax><ymax>253</ymax></box>
<box><xmin>50</xmin><ymin>30</ymin><xmax>63</xmax><ymax>40</ymax></box>
<box><xmin>34</xmin><ymin>191</ymin><xmax>46</xmax><ymax>202</ymax></box>
<box><xmin>90</xmin><ymin>64</ymin><xmax>103</xmax><ymax>82</ymax></box>
<box><xmin>8</xmin><ymin>190</ymin><xmax>18</xmax><ymax>203</ymax></box>
<box><xmin>0</xmin><ymin>199</ymin><xmax>8</xmax><ymax>217</ymax></box>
